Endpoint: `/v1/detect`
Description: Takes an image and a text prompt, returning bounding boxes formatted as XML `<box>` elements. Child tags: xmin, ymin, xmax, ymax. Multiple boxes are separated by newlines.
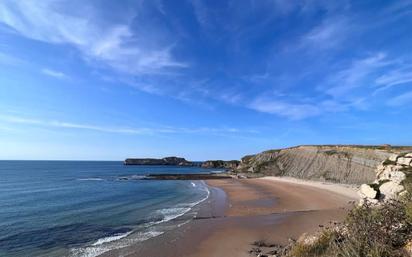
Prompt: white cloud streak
<box><xmin>0</xmin><ymin>114</ymin><xmax>256</xmax><ymax>135</ymax></box>
<box><xmin>248</xmin><ymin>98</ymin><xmax>321</xmax><ymax>120</ymax></box>
<box><xmin>387</xmin><ymin>90</ymin><xmax>412</xmax><ymax>107</ymax></box>
<box><xmin>302</xmin><ymin>16</ymin><xmax>349</xmax><ymax>50</ymax></box>
<box><xmin>0</xmin><ymin>51</ymin><xmax>26</xmax><ymax>66</ymax></box>
<box><xmin>41</xmin><ymin>68</ymin><xmax>67</xmax><ymax>79</ymax></box>
<box><xmin>0</xmin><ymin>0</ymin><xmax>186</xmax><ymax>75</ymax></box>
<box><xmin>376</xmin><ymin>69</ymin><xmax>412</xmax><ymax>88</ymax></box>
<box><xmin>325</xmin><ymin>53</ymin><xmax>391</xmax><ymax>97</ymax></box>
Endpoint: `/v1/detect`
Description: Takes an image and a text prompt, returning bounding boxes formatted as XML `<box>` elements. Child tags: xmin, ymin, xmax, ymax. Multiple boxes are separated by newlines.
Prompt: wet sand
<box><xmin>100</xmin><ymin>177</ymin><xmax>358</xmax><ymax>257</ymax></box>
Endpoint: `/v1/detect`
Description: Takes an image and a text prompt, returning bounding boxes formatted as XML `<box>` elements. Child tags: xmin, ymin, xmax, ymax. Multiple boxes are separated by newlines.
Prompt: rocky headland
<box><xmin>235</xmin><ymin>145</ymin><xmax>412</xmax><ymax>184</ymax></box>
<box><xmin>124</xmin><ymin>156</ymin><xmax>241</xmax><ymax>170</ymax></box>
<box><xmin>359</xmin><ymin>152</ymin><xmax>412</xmax><ymax>204</ymax></box>
<box><xmin>124</xmin><ymin>156</ymin><xmax>196</xmax><ymax>166</ymax></box>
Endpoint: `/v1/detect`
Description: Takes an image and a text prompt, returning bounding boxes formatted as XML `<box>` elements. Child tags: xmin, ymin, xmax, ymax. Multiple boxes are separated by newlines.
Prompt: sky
<box><xmin>0</xmin><ymin>0</ymin><xmax>412</xmax><ymax>160</ymax></box>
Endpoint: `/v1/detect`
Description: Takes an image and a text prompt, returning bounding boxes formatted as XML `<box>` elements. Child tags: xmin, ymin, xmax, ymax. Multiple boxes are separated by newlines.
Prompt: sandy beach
<box><xmin>100</xmin><ymin>177</ymin><xmax>358</xmax><ymax>257</ymax></box>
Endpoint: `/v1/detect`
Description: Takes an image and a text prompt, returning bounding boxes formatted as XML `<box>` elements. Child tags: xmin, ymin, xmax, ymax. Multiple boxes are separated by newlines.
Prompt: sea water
<box><xmin>0</xmin><ymin>161</ymin><xmax>216</xmax><ymax>257</ymax></box>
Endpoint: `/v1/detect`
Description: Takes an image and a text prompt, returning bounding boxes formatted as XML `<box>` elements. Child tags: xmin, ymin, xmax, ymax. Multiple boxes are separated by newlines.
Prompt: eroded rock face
<box><xmin>201</xmin><ymin>160</ymin><xmax>240</xmax><ymax>169</ymax></box>
<box><xmin>398</xmin><ymin>157</ymin><xmax>412</xmax><ymax>166</ymax></box>
<box><xmin>359</xmin><ymin>152</ymin><xmax>412</xmax><ymax>204</ymax></box>
<box><xmin>379</xmin><ymin>182</ymin><xmax>405</xmax><ymax>199</ymax></box>
<box><xmin>236</xmin><ymin>146</ymin><xmax>398</xmax><ymax>184</ymax></box>
<box><xmin>389</xmin><ymin>154</ymin><xmax>399</xmax><ymax>162</ymax></box>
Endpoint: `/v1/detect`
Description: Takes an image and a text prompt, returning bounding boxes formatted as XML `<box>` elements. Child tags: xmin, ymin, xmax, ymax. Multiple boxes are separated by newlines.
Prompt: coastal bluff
<box><xmin>236</xmin><ymin>145</ymin><xmax>412</xmax><ymax>184</ymax></box>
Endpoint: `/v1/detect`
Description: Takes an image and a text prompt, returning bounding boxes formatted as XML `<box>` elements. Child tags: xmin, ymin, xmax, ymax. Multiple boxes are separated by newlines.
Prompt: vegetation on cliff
<box><xmin>287</xmin><ymin>197</ymin><xmax>412</xmax><ymax>257</ymax></box>
<box><xmin>250</xmin><ymin>151</ymin><xmax>412</xmax><ymax>257</ymax></box>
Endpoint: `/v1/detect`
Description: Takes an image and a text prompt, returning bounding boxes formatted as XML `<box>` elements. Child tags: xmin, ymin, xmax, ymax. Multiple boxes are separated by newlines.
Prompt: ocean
<box><xmin>0</xmin><ymin>161</ymin><xmax>217</xmax><ymax>257</ymax></box>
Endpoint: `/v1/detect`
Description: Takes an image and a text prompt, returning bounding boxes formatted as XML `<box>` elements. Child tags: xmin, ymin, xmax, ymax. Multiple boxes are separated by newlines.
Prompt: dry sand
<box><xmin>100</xmin><ymin>177</ymin><xmax>359</xmax><ymax>257</ymax></box>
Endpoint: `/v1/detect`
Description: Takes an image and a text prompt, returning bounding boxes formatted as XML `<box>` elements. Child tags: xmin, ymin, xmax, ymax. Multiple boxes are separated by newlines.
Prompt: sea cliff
<box><xmin>236</xmin><ymin>145</ymin><xmax>412</xmax><ymax>184</ymax></box>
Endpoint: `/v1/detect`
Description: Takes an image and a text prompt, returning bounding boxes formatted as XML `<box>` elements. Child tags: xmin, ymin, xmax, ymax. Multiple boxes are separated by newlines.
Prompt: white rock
<box><xmin>359</xmin><ymin>184</ymin><xmax>377</xmax><ymax>199</ymax></box>
<box><xmin>378</xmin><ymin>169</ymin><xmax>391</xmax><ymax>181</ymax></box>
<box><xmin>377</xmin><ymin>165</ymin><xmax>403</xmax><ymax>180</ymax></box>
<box><xmin>405</xmin><ymin>153</ymin><xmax>412</xmax><ymax>158</ymax></box>
<box><xmin>397</xmin><ymin>157</ymin><xmax>412</xmax><ymax>166</ymax></box>
<box><xmin>388</xmin><ymin>165</ymin><xmax>403</xmax><ymax>171</ymax></box>
<box><xmin>376</xmin><ymin>164</ymin><xmax>386</xmax><ymax>177</ymax></box>
<box><xmin>389</xmin><ymin>171</ymin><xmax>406</xmax><ymax>184</ymax></box>
<box><xmin>377</xmin><ymin>164</ymin><xmax>385</xmax><ymax>171</ymax></box>
<box><xmin>399</xmin><ymin>190</ymin><xmax>409</xmax><ymax>198</ymax></box>
<box><xmin>379</xmin><ymin>182</ymin><xmax>405</xmax><ymax>199</ymax></box>
<box><xmin>389</xmin><ymin>154</ymin><xmax>399</xmax><ymax>162</ymax></box>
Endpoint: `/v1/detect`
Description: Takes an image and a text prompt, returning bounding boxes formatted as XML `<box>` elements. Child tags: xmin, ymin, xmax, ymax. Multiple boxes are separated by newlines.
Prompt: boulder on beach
<box><xmin>359</xmin><ymin>184</ymin><xmax>377</xmax><ymax>199</ymax></box>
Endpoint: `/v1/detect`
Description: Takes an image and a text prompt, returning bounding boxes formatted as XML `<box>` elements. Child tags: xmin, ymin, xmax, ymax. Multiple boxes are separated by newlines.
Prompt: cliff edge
<box><xmin>236</xmin><ymin>145</ymin><xmax>412</xmax><ymax>184</ymax></box>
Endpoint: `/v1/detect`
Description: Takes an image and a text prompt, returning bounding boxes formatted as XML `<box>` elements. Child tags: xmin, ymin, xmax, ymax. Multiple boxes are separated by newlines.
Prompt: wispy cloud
<box><xmin>191</xmin><ymin>0</ymin><xmax>209</xmax><ymax>27</ymax></box>
<box><xmin>41</xmin><ymin>68</ymin><xmax>67</xmax><ymax>79</ymax></box>
<box><xmin>322</xmin><ymin>52</ymin><xmax>412</xmax><ymax>99</ymax></box>
<box><xmin>324</xmin><ymin>53</ymin><xmax>391</xmax><ymax>97</ymax></box>
<box><xmin>0</xmin><ymin>114</ymin><xmax>256</xmax><ymax>135</ymax></box>
<box><xmin>302</xmin><ymin>16</ymin><xmax>349</xmax><ymax>50</ymax></box>
<box><xmin>375</xmin><ymin>68</ymin><xmax>412</xmax><ymax>89</ymax></box>
<box><xmin>248</xmin><ymin>97</ymin><xmax>321</xmax><ymax>120</ymax></box>
<box><xmin>0</xmin><ymin>1</ymin><xmax>186</xmax><ymax>75</ymax></box>
<box><xmin>387</xmin><ymin>90</ymin><xmax>412</xmax><ymax>107</ymax></box>
<box><xmin>0</xmin><ymin>51</ymin><xmax>26</xmax><ymax>66</ymax></box>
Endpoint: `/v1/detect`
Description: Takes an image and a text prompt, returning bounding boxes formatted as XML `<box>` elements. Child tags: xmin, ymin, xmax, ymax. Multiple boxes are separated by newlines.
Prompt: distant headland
<box><xmin>123</xmin><ymin>156</ymin><xmax>240</xmax><ymax>170</ymax></box>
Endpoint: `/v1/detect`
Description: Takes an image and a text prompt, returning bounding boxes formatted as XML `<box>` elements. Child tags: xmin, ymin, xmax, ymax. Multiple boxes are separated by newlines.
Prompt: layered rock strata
<box><xmin>236</xmin><ymin>145</ymin><xmax>405</xmax><ymax>184</ymax></box>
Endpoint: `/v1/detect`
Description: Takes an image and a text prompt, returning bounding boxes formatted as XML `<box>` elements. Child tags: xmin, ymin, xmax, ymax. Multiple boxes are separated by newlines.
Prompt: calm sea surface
<box><xmin>0</xmin><ymin>161</ymin><xmax>216</xmax><ymax>257</ymax></box>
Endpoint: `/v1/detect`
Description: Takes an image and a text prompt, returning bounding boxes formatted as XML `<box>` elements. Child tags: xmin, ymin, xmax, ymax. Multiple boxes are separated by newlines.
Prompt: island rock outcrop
<box><xmin>124</xmin><ymin>156</ymin><xmax>194</xmax><ymax>166</ymax></box>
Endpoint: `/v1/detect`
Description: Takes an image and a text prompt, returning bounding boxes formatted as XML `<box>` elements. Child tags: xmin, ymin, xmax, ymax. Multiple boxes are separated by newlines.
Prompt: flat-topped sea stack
<box><xmin>124</xmin><ymin>156</ymin><xmax>195</xmax><ymax>166</ymax></box>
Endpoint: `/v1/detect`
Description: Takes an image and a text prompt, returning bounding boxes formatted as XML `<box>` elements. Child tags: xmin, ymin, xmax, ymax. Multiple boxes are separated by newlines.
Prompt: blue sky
<box><xmin>0</xmin><ymin>0</ymin><xmax>412</xmax><ymax>160</ymax></box>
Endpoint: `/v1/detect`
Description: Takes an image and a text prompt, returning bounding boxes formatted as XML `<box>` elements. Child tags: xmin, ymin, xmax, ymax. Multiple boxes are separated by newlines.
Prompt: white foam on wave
<box><xmin>77</xmin><ymin>178</ymin><xmax>104</xmax><ymax>181</ymax></box>
<box><xmin>157</xmin><ymin>207</ymin><xmax>192</xmax><ymax>222</ymax></box>
<box><xmin>70</xmin><ymin>180</ymin><xmax>210</xmax><ymax>257</ymax></box>
<box><xmin>116</xmin><ymin>175</ymin><xmax>146</xmax><ymax>181</ymax></box>
<box><xmin>92</xmin><ymin>231</ymin><xmax>133</xmax><ymax>246</ymax></box>
<box><xmin>70</xmin><ymin>230</ymin><xmax>164</xmax><ymax>257</ymax></box>
<box><xmin>157</xmin><ymin>181</ymin><xmax>210</xmax><ymax>222</ymax></box>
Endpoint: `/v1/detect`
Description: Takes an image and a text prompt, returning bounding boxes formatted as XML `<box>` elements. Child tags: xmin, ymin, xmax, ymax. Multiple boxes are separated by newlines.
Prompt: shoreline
<box><xmin>97</xmin><ymin>183</ymin><xmax>228</xmax><ymax>257</ymax></box>
<box><xmin>99</xmin><ymin>176</ymin><xmax>359</xmax><ymax>257</ymax></box>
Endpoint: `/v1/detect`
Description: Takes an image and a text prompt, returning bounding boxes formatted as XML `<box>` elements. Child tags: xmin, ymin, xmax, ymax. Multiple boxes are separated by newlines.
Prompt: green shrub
<box><xmin>287</xmin><ymin>199</ymin><xmax>412</xmax><ymax>257</ymax></box>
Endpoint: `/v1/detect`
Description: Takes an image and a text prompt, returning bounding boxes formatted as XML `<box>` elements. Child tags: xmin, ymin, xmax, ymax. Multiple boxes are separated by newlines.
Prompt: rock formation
<box><xmin>124</xmin><ymin>156</ymin><xmax>195</xmax><ymax>166</ymax></box>
<box><xmin>359</xmin><ymin>152</ymin><xmax>412</xmax><ymax>204</ymax></box>
<box><xmin>201</xmin><ymin>160</ymin><xmax>240</xmax><ymax>169</ymax></box>
<box><xmin>236</xmin><ymin>145</ymin><xmax>411</xmax><ymax>184</ymax></box>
